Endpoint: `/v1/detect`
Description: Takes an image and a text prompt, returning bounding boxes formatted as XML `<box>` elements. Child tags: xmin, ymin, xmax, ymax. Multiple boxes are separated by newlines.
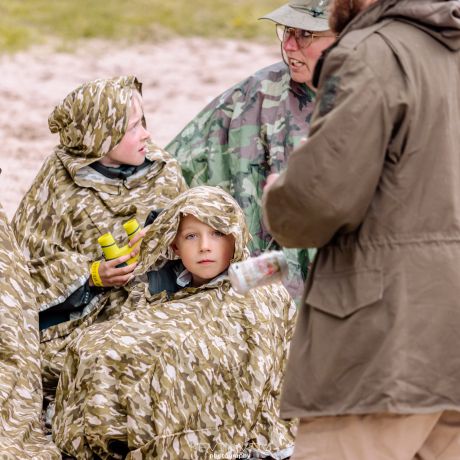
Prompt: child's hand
<box><xmin>89</xmin><ymin>254</ymin><xmax>137</xmax><ymax>287</ymax></box>
<box><xmin>128</xmin><ymin>224</ymin><xmax>150</xmax><ymax>248</ymax></box>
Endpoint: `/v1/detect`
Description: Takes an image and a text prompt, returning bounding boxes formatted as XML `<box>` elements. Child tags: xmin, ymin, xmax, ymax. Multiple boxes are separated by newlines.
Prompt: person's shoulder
<box><xmin>26</xmin><ymin>151</ymin><xmax>66</xmax><ymax>193</ymax></box>
<box><xmin>323</xmin><ymin>20</ymin><xmax>405</xmax><ymax>92</ymax></box>
<box><xmin>250</xmin><ymin>61</ymin><xmax>290</xmax><ymax>84</ymax></box>
<box><xmin>12</xmin><ymin>151</ymin><xmax>71</xmax><ymax>225</ymax></box>
<box><xmin>330</xmin><ymin>20</ymin><xmax>394</xmax><ymax>65</ymax></box>
<box><xmin>237</xmin><ymin>61</ymin><xmax>291</xmax><ymax>95</ymax></box>
<box><xmin>145</xmin><ymin>142</ymin><xmax>185</xmax><ymax>188</ymax></box>
<box><xmin>212</xmin><ymin>61</ymin><xmax>290</xmax><ymax>105</ymax></box>
<box><xmin>146</xmin><ymin>141</ymin><xmax>178</xmax><ymax>164</ymax></box>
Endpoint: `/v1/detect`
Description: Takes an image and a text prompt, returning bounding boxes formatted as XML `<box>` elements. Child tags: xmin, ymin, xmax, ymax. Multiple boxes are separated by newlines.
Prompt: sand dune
<box><xmin>0</xmin><ymin>38</ymin><xmax>279</xmax><ymax>219</ymax></box>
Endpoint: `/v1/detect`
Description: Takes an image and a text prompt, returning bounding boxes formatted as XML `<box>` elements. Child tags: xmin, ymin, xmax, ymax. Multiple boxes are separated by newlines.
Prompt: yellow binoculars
<box><xmin>97</xmin><ymin>218</ymin><xmax>141</xmax><ymax>266</ymax></box>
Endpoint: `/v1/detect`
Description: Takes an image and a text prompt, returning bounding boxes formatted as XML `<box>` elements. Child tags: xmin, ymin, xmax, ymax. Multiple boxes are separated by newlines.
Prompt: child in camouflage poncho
<box><xmin>0</xmin><ymin>201</ymin><xmax>60</xmax><ymax>458</ymax></box>
<box><xmin>53</xmin><ymin>186</ymin><xmax>297</xmax><ymax>460</ymax></box>
<box><xmin>166</xmin><ymin>62</ymin><xmax>314</xmax><ymax>304</ymax></box>
<box><xmin>11</xmin><ymin>76</ymin><xmax>186</xmax><ymax>409</ymax></box>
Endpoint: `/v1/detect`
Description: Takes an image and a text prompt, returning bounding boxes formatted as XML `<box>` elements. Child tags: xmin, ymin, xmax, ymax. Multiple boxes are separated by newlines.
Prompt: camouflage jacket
<box><xmin>166</xmin><ymin>62</ymin><xmax>316</xmax><ymax>301</ymax></box>
<box><xmin>53</xmin><ymin>186</ymin><xmax>297</xmax><ymax>459</ymax></box>
<box><xmin>11</xmin><ymin>76</ymin><xmax>186</xmax><ymax>392</ymax></box>
<box><xmin>0</xmin><ymin>202</ymin><xmax>60</xmax><ymax>459</ymax></box>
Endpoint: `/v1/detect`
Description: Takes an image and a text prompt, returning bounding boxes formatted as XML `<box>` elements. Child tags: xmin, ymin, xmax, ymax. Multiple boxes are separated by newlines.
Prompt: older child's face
<box><xmin>99</xmin><ymin>94</ymin><xmax>150</xmax><ymax>168</ymax></box>
<box><xmin>172</xmin><ymin>214</ymin><xmax>235</xmax><ymax>287</ymax></box>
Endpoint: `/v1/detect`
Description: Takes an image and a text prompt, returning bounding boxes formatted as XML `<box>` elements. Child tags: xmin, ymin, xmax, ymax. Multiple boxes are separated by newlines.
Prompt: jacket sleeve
<box><xmin>263</xmin><ymin>44</ymin><xmax>396</xmax><ymax>249</ymax></box>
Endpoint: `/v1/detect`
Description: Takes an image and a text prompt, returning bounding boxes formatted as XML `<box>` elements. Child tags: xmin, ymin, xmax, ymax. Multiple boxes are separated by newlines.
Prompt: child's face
<box><xmin>172</xmin><ymin>214</ymin><xmax>235</xmax><ymax>287</ymax></box>
<box><xmin>100</xmin><ymin>94</ymin><xmax>150</xmax><ymax>167</ymax></box>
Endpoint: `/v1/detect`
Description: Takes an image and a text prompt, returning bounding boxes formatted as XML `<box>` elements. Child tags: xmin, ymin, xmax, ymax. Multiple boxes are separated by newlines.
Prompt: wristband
<box><xmin>90</xmin><ymin>261</ymin><xmax>104</xmax><ymax>287</ymax></box>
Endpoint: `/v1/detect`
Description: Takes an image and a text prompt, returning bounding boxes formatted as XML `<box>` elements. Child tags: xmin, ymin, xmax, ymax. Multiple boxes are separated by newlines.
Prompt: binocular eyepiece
<box><xmin>97</xmin><ymin>218</ymin><xmax>141</xmax><ymax>266</ymax></box>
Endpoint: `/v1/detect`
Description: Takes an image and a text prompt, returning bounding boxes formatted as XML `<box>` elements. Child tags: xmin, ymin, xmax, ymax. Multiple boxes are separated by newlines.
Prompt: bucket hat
<box><xmin>260</xmin><ymin>0</ymin><xmax>330</xmax><ymax>31</ymax></box>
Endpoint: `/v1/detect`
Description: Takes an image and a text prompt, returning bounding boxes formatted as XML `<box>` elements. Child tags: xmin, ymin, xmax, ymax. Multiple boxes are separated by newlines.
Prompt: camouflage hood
<box><xmin>136</xmin><ymin>185</ymin><xmax>251</xmax><ymax>275</ymax></box>
<box><xmin>48</xmin><ymin>75</ymin><xmax>144</xmax><ymax>176</ymax></box>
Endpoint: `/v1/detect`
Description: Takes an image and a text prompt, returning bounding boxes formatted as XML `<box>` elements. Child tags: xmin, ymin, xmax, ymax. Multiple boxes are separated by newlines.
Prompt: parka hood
<box><xmin>48</xmin><ymin>75</ymin><xmax>143</xmax><ymax>171</ymax></box>
<box><xmin>346</xmin><ymin>0</ymin><xmax>460</xmax><ymax>50</ymax></box>
<box><xmin>135</xmin><ymin>186</ymin><xmax>251</xmax><ymax>276</ymax></box>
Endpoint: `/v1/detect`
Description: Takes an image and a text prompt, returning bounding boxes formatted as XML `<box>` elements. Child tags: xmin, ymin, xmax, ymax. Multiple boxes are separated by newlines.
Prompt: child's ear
<box><xmin>170</xmin><ymin>243</ymin><xmax>180</xmax><ymax>256</ymax></box>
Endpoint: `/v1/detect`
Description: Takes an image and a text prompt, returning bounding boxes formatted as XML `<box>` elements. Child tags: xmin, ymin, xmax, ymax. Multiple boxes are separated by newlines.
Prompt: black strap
<box><xmin>39</xmin><ymin>281</ymin><xmax>103</xmax><ymax>330</ymax></box>
<box><xmin>147</xmin><ymin>260</ymin><xmax>184</xmax><ymax>296</ymax></box>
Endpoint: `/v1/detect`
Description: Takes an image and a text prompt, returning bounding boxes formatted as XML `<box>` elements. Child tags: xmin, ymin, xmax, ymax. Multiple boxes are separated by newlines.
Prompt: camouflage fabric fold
<box><xmin>0</xmin><ymin>203</ymin><xmax>60</xmax><ymax>459</ymax></box>
<box><xmin>166</xmin><ymin>62</ymin><xmax>317</xmax><ymax>301</ymax></box>
<box><xmin>53</xmin><ymin>186</ymin><xmax>297</xmax><ymax>459</ymax></box>
<box><xmin>11</xmin><ymin>76</ymin><xmax>186</xmax><ymax>397</ymax></box>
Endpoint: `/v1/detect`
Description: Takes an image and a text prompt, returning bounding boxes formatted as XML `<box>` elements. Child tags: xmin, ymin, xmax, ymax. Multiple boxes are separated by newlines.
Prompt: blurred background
<box><xmin>1</xmin><ymin>0</ymin><xmax>284</xmax><ymax>53</ymax></box>
<box><xmin>0</xmin><ymin>0</ymin><xmax>285</xmax><ymax>219</ymax></box>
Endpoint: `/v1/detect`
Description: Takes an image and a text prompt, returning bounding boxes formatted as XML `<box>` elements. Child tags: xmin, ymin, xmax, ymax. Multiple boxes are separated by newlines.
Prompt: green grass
<box><xmin>0</xmin><ymin>0</ymin><xmax>285</xmax><ymax>53</ymax></box>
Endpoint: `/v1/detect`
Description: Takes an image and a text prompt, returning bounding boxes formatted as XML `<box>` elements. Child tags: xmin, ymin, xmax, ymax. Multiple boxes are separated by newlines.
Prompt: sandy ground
<box><xmin>0</xmin><ymin>38</ymin><xmax>280</xmax><ymax>220</ymax></box>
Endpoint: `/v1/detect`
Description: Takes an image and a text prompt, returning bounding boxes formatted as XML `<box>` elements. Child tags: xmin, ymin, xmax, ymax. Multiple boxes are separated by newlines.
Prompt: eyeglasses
<box><xmin>275</xmin><ymin>24</ymin><xmax>331</xmax><ymax>48</ymax></box>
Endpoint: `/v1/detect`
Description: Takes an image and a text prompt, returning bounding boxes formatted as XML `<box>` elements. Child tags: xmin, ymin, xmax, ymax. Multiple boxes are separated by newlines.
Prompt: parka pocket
<box><xmin>306</xmin><ymin>269</ymin><xmax>383</xmax><ymax>318</ymax></box>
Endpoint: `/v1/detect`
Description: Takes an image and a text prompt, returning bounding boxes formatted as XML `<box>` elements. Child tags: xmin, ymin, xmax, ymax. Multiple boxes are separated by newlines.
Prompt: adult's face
<box><xmin>329</xmin><ymin>0</ymin><xmax>376</xmax><ymax>34</ymax></box>
<box><xmin>281</xmin><ymin>27</ymin><xmax>336</xmax><ymax>88</ymax></box>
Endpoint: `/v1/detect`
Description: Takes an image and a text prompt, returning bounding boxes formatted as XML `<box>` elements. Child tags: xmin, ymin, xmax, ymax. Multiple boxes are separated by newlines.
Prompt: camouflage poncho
<box><xmin>53</xmin><ymin>186</ymin><xmax>297</xmax><ymax>459</ymax></box>
<box><xmin>166</xmin><ymin>62</ymin><xmax>316</xmax><ymax>301</ymax></box>
<box><xmin>11</xmin><ymin>76</ymin><xmax>186</xmax><ymax>395</ymax></box>
<box><xmin>0</xmin><ymin>202</ymin><xmax>60</xmax><ymax>458</ymax></box>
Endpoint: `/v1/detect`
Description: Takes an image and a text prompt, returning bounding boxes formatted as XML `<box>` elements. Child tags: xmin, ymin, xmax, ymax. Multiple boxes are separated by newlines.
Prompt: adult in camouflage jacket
<box><xmin>0</xmin><ymin>199</ymin><xmax>60</xmax><ymax>458</ymax></box>
<box><xmin>53</xmin><ymin>186</ymin><xmax>297</xmax><ymax>459</ymax></box>
<box><xmin>11</xmin><ymin>76</ymin><xmax>186</xmax><ymax>400</ymax></box>
<box><xmin>166</xmin><ymin>1</ymin><xmax>335</xmax><ymax>301</ymax></box>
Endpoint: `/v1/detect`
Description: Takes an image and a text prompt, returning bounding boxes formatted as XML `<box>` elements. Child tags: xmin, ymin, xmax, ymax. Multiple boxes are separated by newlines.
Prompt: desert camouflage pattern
<box><xmin>0</xmin><ymin>203</ymin><xmax>60</xmax><ymax>458</ymax></box>
<box><xmin>53</xmin><ymin>186</ymin><xmax>297</xmax><ymax>459</ymax></box>
<box><xmin>166</xmin><ymin>62</ymin><xmax>316</xmax><ymax>302</ymax></box>
<box><xmin>11</xmin><ymin>76</ymin><xmax>186</xmax><ymax>396</ymax></box>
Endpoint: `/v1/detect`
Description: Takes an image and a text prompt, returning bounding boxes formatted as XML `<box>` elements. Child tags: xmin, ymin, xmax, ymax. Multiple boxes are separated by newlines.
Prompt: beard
<box><xmin>329</xmin><ymin>0</ymin><xmax>369</xmax><ymax>34</ymax></box>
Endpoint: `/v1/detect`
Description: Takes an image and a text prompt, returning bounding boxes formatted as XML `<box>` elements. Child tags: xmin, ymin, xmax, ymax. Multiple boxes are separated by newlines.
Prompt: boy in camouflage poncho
<box><xmin>0</xmin><ymin>200</ymin><xmax>60</xmax><ymax>458</ymax></box>
<box><xmin>166</xmin><ymin>62</ymin><xmax>313</xmax><ymax>303</ymax></box>
<box><xmin>53</xmin><ymin>186</ymin><xmax>297</xmax><ymax>459</ymax></box>
<box><xmin>11</xmin><ymin>76</ymin><xmax>186</xmax><ymax>403</ymax></box>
